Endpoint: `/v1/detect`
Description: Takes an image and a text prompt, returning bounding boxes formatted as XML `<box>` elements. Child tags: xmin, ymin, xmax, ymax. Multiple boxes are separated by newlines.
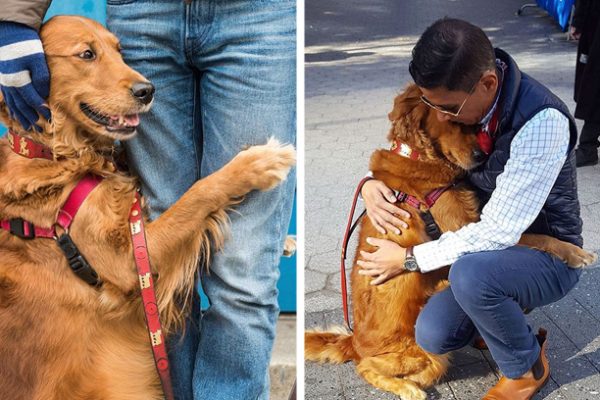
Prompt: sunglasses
<box><xmin>419</xmin><ymin>78</ymin><xmax>479</xmax><ymax>117</ymax></box>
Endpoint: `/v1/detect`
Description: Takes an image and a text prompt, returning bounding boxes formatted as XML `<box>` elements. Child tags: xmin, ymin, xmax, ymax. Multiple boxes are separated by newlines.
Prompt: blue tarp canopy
<box><xmin>536</xmin><ymin>0</ymin><xmax>575</xmax><ymax>31</ymax></box>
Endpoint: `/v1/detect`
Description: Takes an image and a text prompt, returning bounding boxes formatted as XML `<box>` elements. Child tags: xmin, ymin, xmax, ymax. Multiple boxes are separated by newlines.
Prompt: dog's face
<box><xmin>389</xmin><ymin>84</ymin><xmax>486</xmax><ymax>170</ymax></box>
<box><xmin>39</xmin><ymin>16</ymin><xmax>153</xmax><ymax>140</ymax></box>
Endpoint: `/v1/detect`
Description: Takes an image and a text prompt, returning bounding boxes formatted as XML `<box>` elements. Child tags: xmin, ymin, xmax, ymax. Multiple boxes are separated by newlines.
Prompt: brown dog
<box><xmin>0</xmin><ymin>16</ymin><xmax>295</xmax><ymax>400</ymax></box>
<box><xmin>305</xmin><ymin>84</ymin><xmax>596</xmax><ymax>399</ymax></box>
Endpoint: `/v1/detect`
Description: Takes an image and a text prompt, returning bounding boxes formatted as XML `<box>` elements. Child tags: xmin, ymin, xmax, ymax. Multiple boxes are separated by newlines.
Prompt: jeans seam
<box><xmin>184</xmin><ymin>2</ymin><xmax>194</xmax><ymax>65</ymax></box>
<box><xmin>192</xmin><ymin>72</ymin><xmax>202</xmax><ymax>179</ymax></box>
<box><xmin>483</xmin><ymin>266</ymin><xmax>518</xmax><ymax>354</ymax></box>
<box><xmin>450</xmin><ymin>312</ymin><xmax>475</xmax><ymax>347</ymax></box>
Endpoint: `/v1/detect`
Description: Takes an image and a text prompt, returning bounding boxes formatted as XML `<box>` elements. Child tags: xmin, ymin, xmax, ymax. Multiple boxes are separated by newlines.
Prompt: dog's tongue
<box><xmin>477</xmin><ymin>131</ymin><xmax>493</xmax><ymax>155</ymax></box>
<box><xmin>124</xmin><ymin>114</ymin><xmax>139</xmax><ymax>126</ymax></box>
<box><xmin>110</xmin><ymin>114</ymin><xmax>140</xmax><ymax>127</ymax></box>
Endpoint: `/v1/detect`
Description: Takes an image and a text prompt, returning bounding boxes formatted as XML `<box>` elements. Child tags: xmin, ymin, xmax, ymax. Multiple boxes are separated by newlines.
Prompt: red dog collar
<box><xmin>7</xmin><ymin>130</ymin><xmax>53</xmax><ymax>160</ymax></box>
<box><xmin>390</xmin><ymin>138</ymin><xmax>420</xmax><ymax>160</ymax></box>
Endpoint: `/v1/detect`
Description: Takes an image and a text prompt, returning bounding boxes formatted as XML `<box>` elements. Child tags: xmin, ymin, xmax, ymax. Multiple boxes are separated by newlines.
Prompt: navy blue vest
<box><xmin>468</xmin><ymin>48</ymin><xmax>583</xmax><ymax>247</ymax></box>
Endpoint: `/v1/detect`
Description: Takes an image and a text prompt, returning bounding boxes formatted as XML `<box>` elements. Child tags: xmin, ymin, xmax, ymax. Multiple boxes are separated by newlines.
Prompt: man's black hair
<box><xmin>409</xmin><ymin>18</ymin><xmax>496</xmax><ymax>92</ymax></box>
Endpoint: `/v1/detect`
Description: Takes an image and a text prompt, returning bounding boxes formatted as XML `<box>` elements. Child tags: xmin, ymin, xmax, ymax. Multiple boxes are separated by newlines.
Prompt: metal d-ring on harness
<box><xmin>339</xmin><ymin>173</ymin><xmax>451</xmax><ymax>332</ymax></box>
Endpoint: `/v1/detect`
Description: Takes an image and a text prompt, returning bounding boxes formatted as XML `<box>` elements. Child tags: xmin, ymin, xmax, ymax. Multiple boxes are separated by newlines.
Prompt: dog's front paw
<box><xmin>565</xmin><ymin>248</ymin><xmax>598</xmax><ymax>269</ymax></box>
<box><xmin>395</xmin><ymin>384</ymin><xmax>426</xmax><ymax>400</ymax></box>
<box><xmin>234</xmin><ymin>138</ymin><xmax>296</xmax><ymax>192</ymax></box>
<box><xmin>283</xmin><ymin>235</ymin><xmax>296</xmax><ymax>257</ymax></box>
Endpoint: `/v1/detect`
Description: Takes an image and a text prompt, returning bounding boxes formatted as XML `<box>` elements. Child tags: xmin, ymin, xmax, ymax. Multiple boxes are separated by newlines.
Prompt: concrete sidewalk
<box><xmin>271</xmin><ymin>314</ymin><xmax>297</xmax><ymax>400</ymax></box>
<box><xmin>305</xmin><ymin>0</ymin><xmax>600</xmax><ymax>399</ymax></box>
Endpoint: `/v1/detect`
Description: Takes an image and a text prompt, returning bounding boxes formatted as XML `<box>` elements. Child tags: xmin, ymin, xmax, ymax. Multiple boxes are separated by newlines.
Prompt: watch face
<box><xmin>404</xmin><ymin>258</ymin><xmax>419</xmax><ymax>272</ymax></box>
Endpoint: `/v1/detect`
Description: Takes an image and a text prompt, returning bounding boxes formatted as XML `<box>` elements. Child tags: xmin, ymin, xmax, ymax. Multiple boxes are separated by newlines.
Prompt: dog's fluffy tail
<box><xmin>305</xmin><ymin>326</ymin><xmax>356</xmax><ymax>363</ymax></box>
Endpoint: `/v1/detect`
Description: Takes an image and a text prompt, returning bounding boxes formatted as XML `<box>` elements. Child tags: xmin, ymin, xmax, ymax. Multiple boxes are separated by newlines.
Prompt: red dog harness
<box><xmin>340</xmin><ymin>141</ymin><xmax>451</xmax><ymax>331</ymax></box>
<box><xmin>1</xmin><ymin>130</ymin><xmax>174</xmax><ymax>400</ymax></box>
<box><xmin>1</xmin><ymin>132</ymin><xmax>104</xmax><ymax>286</ymax></box>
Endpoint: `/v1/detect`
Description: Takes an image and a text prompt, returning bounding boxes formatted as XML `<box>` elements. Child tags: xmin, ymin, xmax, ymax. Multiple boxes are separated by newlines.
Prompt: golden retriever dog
<box><xmin>305</xmin><ymin>84</ymin><xmax>596</xmax><ymax>399</ymax></box>
<box><xmin>0</xmin><ymin>16</ymin><xmax>295</xmax><ymax>400</ymax></box>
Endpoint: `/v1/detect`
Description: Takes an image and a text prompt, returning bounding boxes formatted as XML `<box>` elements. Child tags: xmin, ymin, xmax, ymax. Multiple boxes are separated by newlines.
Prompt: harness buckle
<box><xmin>9</xmin><ymin>218</ymin><xmax>35</xmax><ymax>239</ymax></box>
<box><xmin>56</xmin><ymin>233</ymin><xmax>102</xmax><ymax>287</ymax></box>
<box><xmin>420</xmin><ymin>211</ymin><xmax>442</xmax><ymax>240</ymax></box>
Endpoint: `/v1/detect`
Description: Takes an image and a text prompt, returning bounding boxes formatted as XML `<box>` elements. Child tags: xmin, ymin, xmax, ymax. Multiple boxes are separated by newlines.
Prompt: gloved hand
<box><xmin>0</xmin><ymin>21</ymin><xmax>51</xmax><ymax>132</ymax></box>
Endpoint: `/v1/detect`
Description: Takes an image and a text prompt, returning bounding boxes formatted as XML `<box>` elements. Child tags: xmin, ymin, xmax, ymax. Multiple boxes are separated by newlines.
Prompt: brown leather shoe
<box><xmin>482</xmin><ymin>328</ymin><xmax>549</xmax><ymax>400</ymax></box>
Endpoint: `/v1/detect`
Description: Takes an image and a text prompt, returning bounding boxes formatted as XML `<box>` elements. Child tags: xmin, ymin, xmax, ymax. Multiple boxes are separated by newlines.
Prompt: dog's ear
<box><xmin>387</xmin><ymin>84</ymin><xmax>428</xmax><ymax>142</ymax></box>
<box><xmin>388</xmin><ymin>84</ymin><xmax>422</xmax><ymax>122</ymax></box>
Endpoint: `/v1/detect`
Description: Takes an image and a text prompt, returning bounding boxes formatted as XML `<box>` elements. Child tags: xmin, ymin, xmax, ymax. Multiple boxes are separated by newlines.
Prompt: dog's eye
<box><xmin>78</xmin><ymin>50</ymin><xmax>96</xmax><ymax>60</ymax></box>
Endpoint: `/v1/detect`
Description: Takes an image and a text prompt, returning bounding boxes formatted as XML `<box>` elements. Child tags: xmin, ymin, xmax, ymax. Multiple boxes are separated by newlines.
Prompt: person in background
<box><xmin>571</xmin><ymin>0</ymin><xmax>600</xmax><ymax>167</ymax></box>
<box><xmin>0</xmin><ymin>1</ymin><xmax>296</xmax><ymax>399</ymax></box>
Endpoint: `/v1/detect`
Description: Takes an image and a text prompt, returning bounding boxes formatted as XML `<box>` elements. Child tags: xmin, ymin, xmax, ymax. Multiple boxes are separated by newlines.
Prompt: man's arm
<box><xmin>0</xmin><ymin>0</ymin><xmax>52</xmax><ymax>31</ymax></box>
<box><xmin>413</xmin><ymin>108</ymin><xmax>570</xmax><ymax>272</ymax></box>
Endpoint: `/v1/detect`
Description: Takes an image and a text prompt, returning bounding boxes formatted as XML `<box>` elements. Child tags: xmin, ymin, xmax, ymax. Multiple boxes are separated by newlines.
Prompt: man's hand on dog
<box><xmin>357</xmin><ymin>237</ymin><xmax>406</xmax><ymax>285</ymax></box>
<box><xmin>361</xmin><ymin>179</ymin><xmax>410</xmax><ymax>235</ymax></box>
<box><xmin>0</xmin><ymin>22</ymin><xmax>51</xmax><ymax>131</ymax></box>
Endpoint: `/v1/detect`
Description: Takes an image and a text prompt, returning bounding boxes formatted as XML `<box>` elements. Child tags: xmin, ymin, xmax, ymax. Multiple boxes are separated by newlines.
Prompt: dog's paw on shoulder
<box><xmin>235</xmin><ymin>137</ymin><xmax>296</xmax><ymax>192</ymax></box>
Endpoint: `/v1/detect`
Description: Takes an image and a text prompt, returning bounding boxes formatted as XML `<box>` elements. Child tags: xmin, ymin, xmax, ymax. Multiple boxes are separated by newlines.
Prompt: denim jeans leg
<box><xmin>107</xmin><ymin>1</ymin><xmax>296</xmax><ymax>398</ymax></box>
<box><xmin>106</xmin><ymin>1</ymin><xmax>201</xmax><ymax>399</ymax></box>
<box><xmin>187</xmin><ymin>1</ymin><xmax>296</xmax><ymax>399</ymax></box>
<box><xmin>449</xmin><ymin>246</ymin><xmax>581</xmax><ymax>378</ymax></box>
<box><xmin>415</xmin><ymin>286</ymin><xmax>476</xmax><ymax>354</ymax></box>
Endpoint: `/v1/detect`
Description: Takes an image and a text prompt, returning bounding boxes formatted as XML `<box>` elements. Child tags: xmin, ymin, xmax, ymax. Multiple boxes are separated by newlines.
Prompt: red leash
<box><xmin>340</xmin><ymin>177</ymin><xmax>373</xmax><ymax>331</ymax></box>
<box><xmin>129</xmin><ymin>193</ymin><xmax>175</xmax><ymax>400</ymax></box>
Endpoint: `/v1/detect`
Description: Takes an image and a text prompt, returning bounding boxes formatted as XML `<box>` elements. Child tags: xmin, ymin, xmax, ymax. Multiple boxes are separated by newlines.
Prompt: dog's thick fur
<box><xmin>0</xmin><ymin>16</ymin><xmax>295</xmax><ymax>400</ymax></box>
<box><xmin>305</xmin><ymin>84</ymin><xmax>597</xmax><ymax>399</ymax></box>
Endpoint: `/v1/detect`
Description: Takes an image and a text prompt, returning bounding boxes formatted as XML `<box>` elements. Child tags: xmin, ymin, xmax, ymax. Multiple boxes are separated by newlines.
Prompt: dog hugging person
<box><xmin>0</xmin><ymin>1</ymin><xmax>296</xmax><ymax>400</ymax></box>
<box><xmin>359</xmin><ymin>18</ymin><xmax>589</xmax><ymax>400</ymax></box>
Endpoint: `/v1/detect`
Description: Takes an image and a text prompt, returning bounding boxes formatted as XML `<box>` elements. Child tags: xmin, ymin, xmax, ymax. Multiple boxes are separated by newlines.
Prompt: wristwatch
<box><xmin>404</xmin><ymin>246</ymin><xmax>420</xmax><ymax>272</ymax></box>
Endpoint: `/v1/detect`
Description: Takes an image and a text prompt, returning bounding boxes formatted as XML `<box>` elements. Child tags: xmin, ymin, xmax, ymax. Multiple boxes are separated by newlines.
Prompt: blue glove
<box><xmin>0</xmin><ymin>21</ymin><xmax>51</xmax><ymax>132</ymax></box>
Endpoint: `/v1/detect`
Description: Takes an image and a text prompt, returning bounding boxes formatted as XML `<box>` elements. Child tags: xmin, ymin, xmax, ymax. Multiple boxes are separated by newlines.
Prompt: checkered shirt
<box><xmin>414</xmin><ymin>108</ymin><xmax>570</xmax><ymax>273</ymax></box>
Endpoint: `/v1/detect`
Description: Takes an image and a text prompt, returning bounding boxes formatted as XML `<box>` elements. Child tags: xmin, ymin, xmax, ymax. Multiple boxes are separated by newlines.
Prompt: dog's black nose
<box><xmin>131</xmin><ymin>82</ymin><xmax>155</xmax><ymax>105</ymax></box>
<box><xmin>472</xmin><ymin>148</ymin><xmax>487</xmax><ymax>164</ymax></box>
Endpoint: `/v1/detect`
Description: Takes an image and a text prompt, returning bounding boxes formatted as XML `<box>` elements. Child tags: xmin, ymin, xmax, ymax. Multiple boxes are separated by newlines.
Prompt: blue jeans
<box><xmin>415</xmin><ymin>246</ymin><xmax>581</xmax><ymax>378</ymax></box>
<box><xmin>106</xmin><ymin>1</ymin><xmax>296</xmax><ymax>399</ymax></box>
